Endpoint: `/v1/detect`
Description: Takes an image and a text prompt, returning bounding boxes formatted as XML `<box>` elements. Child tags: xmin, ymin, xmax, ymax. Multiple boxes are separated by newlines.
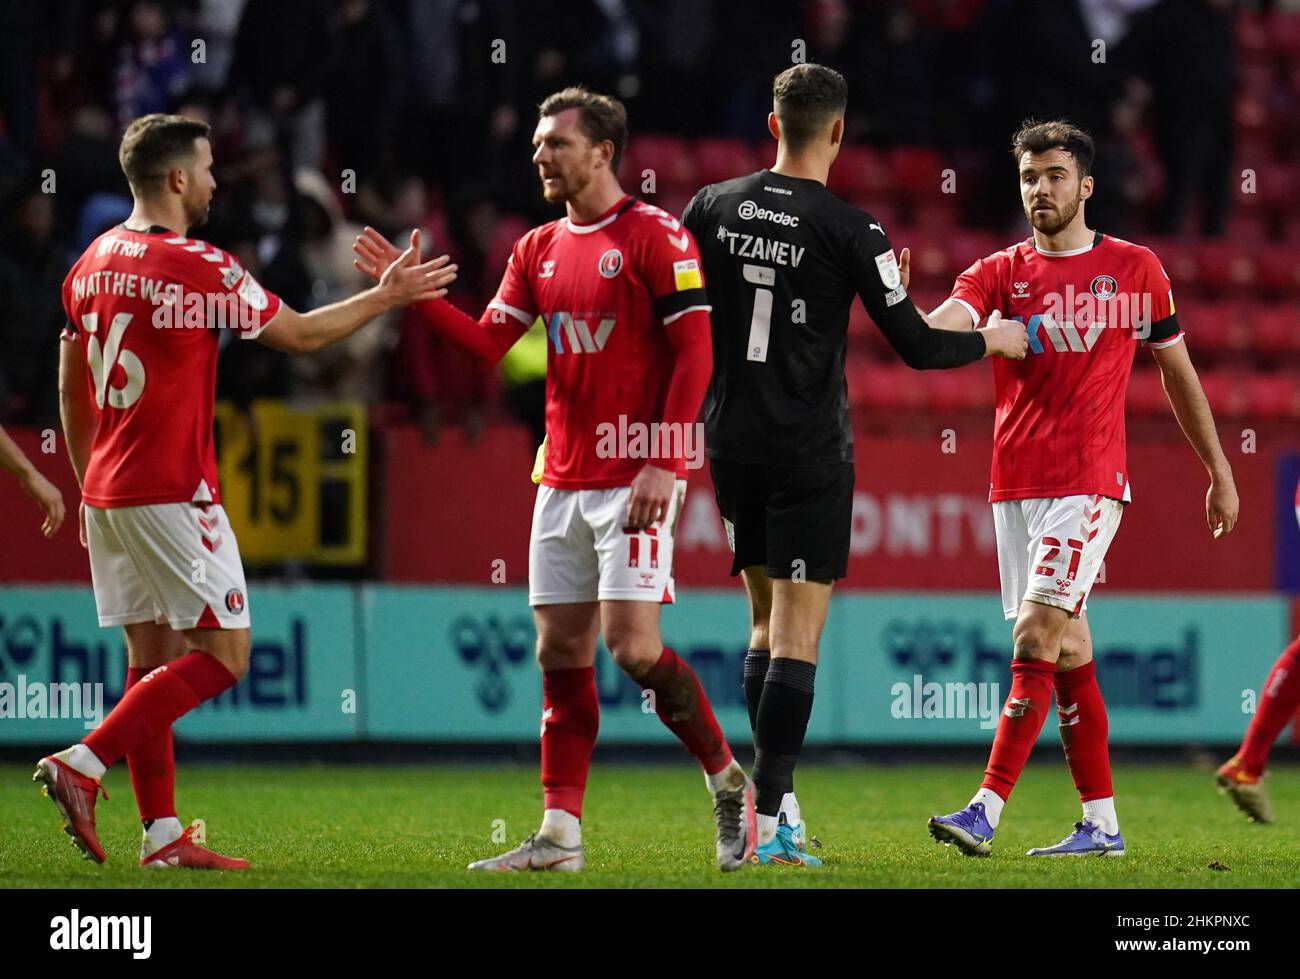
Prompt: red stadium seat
<box><xmin>852</xmin><ymin>363</ymin><xmax>927</xmax><ymax>412</ymax></box>
<box><xmin>1190</xmin><ymin>241</ymin><xmax>1256</xmax><ymax>295</ymax></box>
<box><xmin>1256</xmin><ymin>248</ymin><xmax>1300</xmax><ymax>296</ymax></box>
<box><xmin>624</xmin><ymin>134</ymin><xmax>696</xmax><ymax>192</ymax></box>
<box><xmin>907</xmin><ymin>238</ymin><xmax>953</xmax><ymax>287</ymax></box>
<box><xmin>1251</xmin><ymin>307</ymin><xmax>1300</xmax><ymax>359</ymax></box>
<box><xmin>827</xmin><ymin>145</ymin><xmax>892</xmax><ymax>199</ymax></box>
<box><xmin>944</xmin><ymin>231</ymin><xmax>1010</xmax><ymax>282</ymax></box>
<box><xmin>1247</xmin><ymin>373</ymin><xmax>1300</xmax><ymax>420</ymax></box>
<box><xmin>1198</xmin><ymin>370</ymin><xmax>1250</xmax><ymax>418</ymax></box>
<box><xmin>1178</xmin><ymin>300</ymin><xmax>1244</xmax><ymax>361</ymax></box>
<box><xmin>889</xmin><ymin>146</ymin><xmax>946</xmax><ymax>198</ymax></box>
<box><xmin>691</xmin><ymin>138</ymin><xmax>758</xmax><ymax>187</ymax></box>
<box><xmin>925</xmin><ymin>370</ymin><xmax>993</xmax><ymax>413</ymax></box>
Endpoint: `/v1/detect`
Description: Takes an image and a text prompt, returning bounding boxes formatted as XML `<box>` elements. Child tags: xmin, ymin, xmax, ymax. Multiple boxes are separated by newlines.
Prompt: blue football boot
<box><xmin>752</xmin><ymin>821</ymin><xmax>823</xmax><ymax>867</ymax></box>
<box><xmin>1026</xmin><ymin>820</ymin><xmax>1125</xmax><ymax>857</ymax></box>
<box><xmin>927</xmin><ymin>802</ymin><xmax>995</xmax><ymax>856</ymax></box>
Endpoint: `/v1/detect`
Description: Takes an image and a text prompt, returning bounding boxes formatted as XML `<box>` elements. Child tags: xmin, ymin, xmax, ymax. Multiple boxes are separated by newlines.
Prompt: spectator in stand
<box><xmin>228</xmin><ymin>0</ymin><xmax>334</xmax><ymax>170</ymax></box>
<box><xmin>291</xmin><ymin>168</ymin><xmax>399</xmax><ymax>403</ymax></box>
<box><xmin>113</xmin><ymin>0</ymin><xmax>194</xmax><ymax>129</ymax></box>
<box><xmin>1123</xmin><ymin>0</ymin><xmax>1238</xmax><ymax>236</ymax></box>
<box><xmin>327</xmin><ymin>0</ymin><xmax>404</xmax><ymax>181</ymax></box>
<box><xmin>0</xmin><ymin>179</ymin><xmax>72</xmax><ymax>426</ymax></box>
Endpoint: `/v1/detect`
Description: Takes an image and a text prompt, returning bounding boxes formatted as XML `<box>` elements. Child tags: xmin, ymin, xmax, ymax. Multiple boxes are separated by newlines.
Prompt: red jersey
<box><xmin>488</xmin><ymin>196</ymin><xmax>711</xmax><ymax>489</ymax></box>
<box><xmin>60</xmin><ymin>226</ymin><xmax>283</xmax><ymax>508</ymax></box>
<box><xmin>950</xmin><ymin>232</ymin><xmax>1182</xmax><ymax>503</ymax></box>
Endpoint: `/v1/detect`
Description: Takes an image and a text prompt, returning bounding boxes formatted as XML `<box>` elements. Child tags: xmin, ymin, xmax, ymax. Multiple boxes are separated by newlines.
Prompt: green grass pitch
<box><xmin>1</xmin><ymin>762</ymin><xmax>1296</xmax><ymax>888</ymax></box>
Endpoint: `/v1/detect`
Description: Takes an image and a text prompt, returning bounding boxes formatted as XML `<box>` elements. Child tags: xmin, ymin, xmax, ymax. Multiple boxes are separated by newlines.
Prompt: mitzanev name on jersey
<box><xmin>713</xmin><ymin>198</ymin><xmax>806</xmax><ymax>268</ymax></box>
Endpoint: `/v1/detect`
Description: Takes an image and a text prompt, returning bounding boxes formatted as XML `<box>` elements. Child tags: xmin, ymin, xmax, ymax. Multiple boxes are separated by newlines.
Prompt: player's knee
<box><xmin>606</xmin><ymin>635</ymin><xmax>659</xmax><ymax>679</ymax></box>
<box><xmin>1011</xmin><ymin>620</ymin><xmax>1057</xmax><ymax>663</ymax></box>
<box><xmin>1057</xmin><ymin>642</ymin><xmax>1086</xmax><ymax>671</ymax></box>
<box><xmin>535</xmin><ymin>636</ymin><xmax>585</xmax><ymax>671</ymax></box>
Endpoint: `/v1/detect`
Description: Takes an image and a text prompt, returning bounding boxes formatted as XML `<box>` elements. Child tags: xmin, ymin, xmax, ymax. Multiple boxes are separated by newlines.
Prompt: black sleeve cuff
<box><xmin>1145</xmin><ymin>311</ymin><xmax>1181</xmax><ymax>344</ymax></box>
<box><xmin>654</xmin><ymin>288</ymin><xmax>710</xmax><ymax>321</ymax></box>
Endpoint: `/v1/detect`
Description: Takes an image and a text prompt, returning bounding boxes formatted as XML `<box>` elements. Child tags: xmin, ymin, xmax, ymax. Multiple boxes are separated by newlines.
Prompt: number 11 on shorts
<box><xmin>743</xmin><ymin>263</ymin><xmax>776</xmax><ymax>362</ymax></box>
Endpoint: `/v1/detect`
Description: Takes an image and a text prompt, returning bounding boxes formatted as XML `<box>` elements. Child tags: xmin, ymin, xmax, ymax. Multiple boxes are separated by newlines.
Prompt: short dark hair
<box><xmin>1010</xmin><ymin>119</ymin><xmax>1095</xmax><ymax>179</ymax></box>
<box><xmin>118</xmin><ymin>113</ymin><xmax>211</xmax><ymax>195</ymax></box>
<box><xmin>772</xmin><ymin>63</ymin><xmax>848</xmax><ymax>150</ymax></box>
<box><xmin>538</xmin><ymin>86</ymin><xmax>629</xmax><ymax>173</ymax></box>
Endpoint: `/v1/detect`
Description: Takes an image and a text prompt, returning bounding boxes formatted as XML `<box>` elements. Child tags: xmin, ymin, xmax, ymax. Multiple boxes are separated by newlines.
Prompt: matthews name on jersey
<box><xmin>487</xmin><ymin>195</ymin><xmax>710</xmax><ymax>489</ymax></box>
<box><xmin>949</xmin><ymin>232</ymin><xmax>1182</xmax><ymax>502</ymax></box>
<box><xmin>683</xmin><ymin>170</ymin><xmax>985</xmax><ymax>467</ymax></box>
<box><xmin>61</xmin><ymin>225</ymin><xmax>282</xmax><ymax>508</ymax></box>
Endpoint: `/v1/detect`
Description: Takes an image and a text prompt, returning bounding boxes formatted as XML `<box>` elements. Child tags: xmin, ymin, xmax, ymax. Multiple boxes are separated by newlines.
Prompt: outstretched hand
<box><xmin>368</xmin><ymin>229</ymin><xmax>458</xmax><ymax>306</ymax></box>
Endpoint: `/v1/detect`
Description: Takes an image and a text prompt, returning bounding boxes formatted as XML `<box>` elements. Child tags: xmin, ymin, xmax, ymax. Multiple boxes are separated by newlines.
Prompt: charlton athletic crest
<box><xmin>1090</xmin><ymin>274</ymin><xmax>1118</xmax><ymax>300</ymax></box>
<box><xmin>598</xmin><ymin>248</ymin><xmax>623</xmax><ymax>278</ymax></box>
<box><xmin>225</xmin><ymin>588</ymin><xmax>245</xmax><ymax>614</ymax></box>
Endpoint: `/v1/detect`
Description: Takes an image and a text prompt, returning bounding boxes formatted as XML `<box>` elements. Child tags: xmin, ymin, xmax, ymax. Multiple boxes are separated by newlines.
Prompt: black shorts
<box><xmin>710</xmin><ymin>458</ymin><xmax>854</xmax><ymax>582</ymax></box>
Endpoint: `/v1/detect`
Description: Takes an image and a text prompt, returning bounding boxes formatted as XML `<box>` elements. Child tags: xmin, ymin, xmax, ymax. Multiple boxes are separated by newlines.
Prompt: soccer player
<box><xmin>36</xmin><ymin>113</ymin><xmax>450</xmax><ymax>868</ymax></box>
<box><xmin>1215</xmin><ymin>474</ymin><xmax>1300</xmax><ymax>823</ymax></box>
<box><xmin>681</xmin><ymin>64</ymin><xmax>1029</xmax><ymax>867</ymax></box>
<box><xmin>0</xmin><ymin>425</ymin><xmax>66</xmax><ymax>537</ymax></box>
<box><xmin>922</xmin><ymin>120</ymin><xmax>1239</xmax><ymax>857</ymax></box>
<box><xmin>353</xmin><ymin>87</ymin><xmax>757</xmax><ymax>872</ymax></box>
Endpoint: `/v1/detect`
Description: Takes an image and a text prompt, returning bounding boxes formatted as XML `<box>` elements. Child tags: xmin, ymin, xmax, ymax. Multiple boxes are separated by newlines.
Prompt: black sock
<box><xmin>752</xmin><ymin>658</ymin><xmax>816</xmax><ymax>817</ymax></box>
<box><xmin>742</xmin><ymin>648</ymin><xmax>770</xmax><ymax>733</ymax></box>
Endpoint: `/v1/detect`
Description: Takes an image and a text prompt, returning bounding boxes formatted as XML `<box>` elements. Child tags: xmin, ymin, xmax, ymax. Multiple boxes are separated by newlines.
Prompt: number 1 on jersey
<box><xmin>743</xmin><ymin>263</ymin><xmax>776</xmax><ymax>362</ymax></box>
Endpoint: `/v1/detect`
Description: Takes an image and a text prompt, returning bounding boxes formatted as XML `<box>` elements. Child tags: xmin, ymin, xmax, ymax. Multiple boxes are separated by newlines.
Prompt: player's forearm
<box><xmin>0</xmin><ymin>425</ymin><xmax>39</xmax><ymax>482</ymax></box>
<box><xmin>1162</xmin><ymin>368</ymin><xmax>1233</xmax><ymax>480</ymax></box>
<box><xmin>879</xmin><ymin>304</ymin><xmax>987</xmax><ymax>370</ymax></box>
<box><xmin>289</xmin><ymin>287</ymin><xmax>394</xmax><ymax>353</ymax></box>
<box><xmin>411</xmin><ymin>297</ymin><xmax>521</xmax><ymax>366</ymax></box>
<box><xmin>58</xmin><ymin>346</ymin><xmax>93</xmax><ymax>487</ymax></box>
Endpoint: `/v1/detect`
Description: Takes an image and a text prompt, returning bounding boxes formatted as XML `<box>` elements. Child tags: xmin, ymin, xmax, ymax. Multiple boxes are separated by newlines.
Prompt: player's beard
<box><xmin>543</xmin><ymin>167</ymin><xmax>591</xmax><ymax>204</ymax></box>
<box><xmin>1026</xmin><ymin>192</ymin><xmax>1081</xmax><ymax>235</ymax></box>
<box><xmin>184</xmin><ymin>195</ymin><xmax>210</xmax><ymax>231</ymax></box>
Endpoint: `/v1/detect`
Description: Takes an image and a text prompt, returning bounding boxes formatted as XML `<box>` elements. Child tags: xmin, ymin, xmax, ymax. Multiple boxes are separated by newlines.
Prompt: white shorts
<box><xmin>993</xmin><ymin>494</ymin><xmax>1124</xmax><ymax>620</ymax></box>
<box><xmin>85</xmin><ymin>502</ymin><xmax>251</xmax><ymax>630</ymax></box>
<box><xmin>528</xmin><ymin>481</ymin><xmax>687</xmax><ymax>606</ymax></box>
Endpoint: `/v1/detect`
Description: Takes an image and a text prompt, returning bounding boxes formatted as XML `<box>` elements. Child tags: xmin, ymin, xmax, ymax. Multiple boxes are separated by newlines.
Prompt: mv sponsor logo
<box><xmin>50</xmin><ymin>909</ymin><xmax>151</xmax><ymax>959</ymax></box>
<box><xmin>453</xmin><ymin>614</ymin><xmax>532</xmax><ymax>712</ymax></box>
<box><xmin>547</xmin><ymin>311</ymin><xmax>616</xmax><ymax>354</ymax></box>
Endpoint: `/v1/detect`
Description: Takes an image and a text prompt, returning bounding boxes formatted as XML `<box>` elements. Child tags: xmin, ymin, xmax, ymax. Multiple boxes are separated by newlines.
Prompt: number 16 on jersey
<box><xmin>744</xmin><ymin>263</ymin><xmax>776</xmax><ymax>362</ymax></box>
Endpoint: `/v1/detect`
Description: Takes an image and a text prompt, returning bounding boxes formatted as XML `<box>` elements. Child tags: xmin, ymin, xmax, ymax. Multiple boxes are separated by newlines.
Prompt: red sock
<box><xmin>84</xmin><ymin>652</ymin><xmax>236</xmax><ymax>769</ymax></box>
<box><xmin>1239</xmin><ymin>637</ymin><xmax>1300</xmax><ymax>775</ymax></box>
<box><xmin>982</xmin><ymin>659</ymin><xmax>1056</xmax><ymax>800</ymax></box>
<box><xmin>124</xmin><ymin>667</ymin><xmax>177</xmax><ymax>821</ymax></box>
<box><xmin>540</xmin><ymin>667</ymin><xmax>599</xmax><ymax>818</ymax></box>
<box><xmin>640</xmin><ymin>648</ymin><xmax>733</xmax><ymax>776</ymax></box>
<box><xmin>1055</xmin><ymin>660</ymin><xmax>1113</xmax><ymax>801</ymax></box>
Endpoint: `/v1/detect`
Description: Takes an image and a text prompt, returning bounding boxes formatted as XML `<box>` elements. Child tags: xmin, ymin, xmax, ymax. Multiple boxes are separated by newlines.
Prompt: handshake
<box><xmin>978</xmin><ymin>310</ymin><xmax>1029</xmax><ymax>361</ymax></box>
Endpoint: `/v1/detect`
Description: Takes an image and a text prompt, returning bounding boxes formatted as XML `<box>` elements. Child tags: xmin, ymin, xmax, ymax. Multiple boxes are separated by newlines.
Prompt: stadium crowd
<box><xmin>1</xmin><ymin>0</ymin><xmax>1297</xmax><ymax>437</ymax></box>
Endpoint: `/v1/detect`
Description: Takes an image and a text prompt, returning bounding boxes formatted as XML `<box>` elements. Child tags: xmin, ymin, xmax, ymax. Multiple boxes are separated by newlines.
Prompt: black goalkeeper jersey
<box><xmin>683</xmin><ymin>169</ymin><xmax>986</xmax><ymax>467</ymax></box>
